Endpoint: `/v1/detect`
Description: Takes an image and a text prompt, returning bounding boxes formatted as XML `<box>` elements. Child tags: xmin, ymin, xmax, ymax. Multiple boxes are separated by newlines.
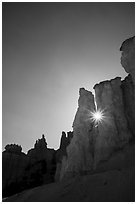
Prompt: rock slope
<box><xmin>3</xmin><ymin>161</ymin><xmax>134</xmax><ymax>202</ymax></box>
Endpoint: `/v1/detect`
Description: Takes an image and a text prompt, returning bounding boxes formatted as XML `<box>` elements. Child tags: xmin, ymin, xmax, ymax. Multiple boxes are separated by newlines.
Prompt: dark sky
<box><xmin>2</xmin><ymin>2</ymin><xmax>135</xmax><ymax>152</ymax></box>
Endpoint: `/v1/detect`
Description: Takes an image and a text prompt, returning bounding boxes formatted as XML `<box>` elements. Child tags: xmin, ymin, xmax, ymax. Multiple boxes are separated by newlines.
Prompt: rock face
<box><xmin>2</xmin><ymin>132</ymin><xmax>73</xmax><ymax>197</ymax></box>
<box><xmin>2</xmin><ymin>145</ymin><xmax>29</xmax><ymax>197</ymax></box>
<box><xmin>121</xmin><ymin>75</ymin><xmax>135</xmax><ymax>136</ymax></box>
<box><xmin>120</xmin><ymin>36</ymin><xmax>135</xmax><ymax>137</ymax></box>
<box><xmin>55</xmin><ymin>131</ymin><xmax>73</xmax><ymax>181</ymax></box>
<box><xmin>56</xmin><ymin>131</ymin><xmax>73</xmax><ymax>164</ymax></box>
<box><xmin>2</xmin><ymin>135</ymin><xmax>56</xmax><ymax>197</ymax></box>
<box><xmin>93</xmin><ymin>77</ymin><xmax>132</xmax><ymax>167</ymax></box>
<box><xmin>59</xmin><ymin>37</ymin><xmax>135</xmax><ymax>180</ymax></box>
<box><xmin>26</xmin><ymin>134</ymin><xmax>56</xmax><ymax>187</ymax></box>
<box><xmin>59</xmin><ymin>88</ymin><xmax>96</xmax><ymax>179</ymax></box>
<box><xmin>120</xmin><ymin>36</ymin><xmax>135</xmax><ymax>83</ymax></box>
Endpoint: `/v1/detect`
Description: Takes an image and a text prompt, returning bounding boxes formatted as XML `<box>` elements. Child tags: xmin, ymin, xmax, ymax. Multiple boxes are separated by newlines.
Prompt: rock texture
<box><xmin>120</xmin><ymin>36</ymin><xmax>135</xmax><ymax>137</ymax></box>
<box><xmin>59</xmin><ymin>88</ymin><xmax>96</xmax><ymax>179</ymax></box>
<box><xmin>93</xmin><ymin>77</ymin><xmax>132</xmax><ymax>167</ymax></box>
<box><xmin>120</xmin><ymin>36</ymin><xmax>135</xmax><ymax>83</ymax></box>
<box><xmin>121</xmin><ymin>74</ymin><xmax>135</xmax><ymax>136</ymax></box>
<box><xmin>55</xmin><ymin>131</ymin><xmax>73</xmax><ymax>181</ymax></box>
<box><xmin>56</xmin><ymin>131</ymin><xmax>73</xmax><ymax>163</ymax></box>
<box><xmin>59</xmin><ymin>37</ymin><xmax>135</xmax><ymax>180</ymax></box>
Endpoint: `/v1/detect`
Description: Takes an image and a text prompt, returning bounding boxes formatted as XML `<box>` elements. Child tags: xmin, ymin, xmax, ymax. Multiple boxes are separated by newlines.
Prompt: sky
<box><xmin>2</xmin><ymin>2</ymin><xmax>135</xmax><ymax>153</ymax></box>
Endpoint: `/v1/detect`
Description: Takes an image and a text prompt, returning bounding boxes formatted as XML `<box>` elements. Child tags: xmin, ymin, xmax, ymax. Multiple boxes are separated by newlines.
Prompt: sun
<box><xmin>90</xmin><ymin>109</ymin><xmax>105</xmax><ymax>124</ymax></box>
<box><xmin>93</xmin><ymin>111</ymin><xmax>103</xmax><ymax>122</ymax></box>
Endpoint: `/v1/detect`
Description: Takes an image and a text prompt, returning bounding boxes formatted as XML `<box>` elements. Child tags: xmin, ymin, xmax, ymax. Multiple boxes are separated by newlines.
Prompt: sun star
<box><xmin>90</xmin><ymin>109</ymin><xmax>104</xmax><ymax>124</ymax></box>
<box><xmin>93</xmin><ymin>111</ymin><xmax>102</xmax><ymax>121</ymax></box>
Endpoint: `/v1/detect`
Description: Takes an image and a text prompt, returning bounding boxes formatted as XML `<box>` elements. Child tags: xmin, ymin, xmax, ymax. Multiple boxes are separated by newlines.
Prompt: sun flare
<box><xmin>93</xmin><ymin>111</ymin><xmax>102</xmax><ymax>121</ymax></box>
<box><xmin>90</xmin><ymin>109</ymin><xmax>105</xmax><ymax>124</ymax></box>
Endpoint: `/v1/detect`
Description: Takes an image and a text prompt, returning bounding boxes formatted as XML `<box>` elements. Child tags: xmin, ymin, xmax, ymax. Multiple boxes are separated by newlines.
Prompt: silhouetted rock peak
<box><xmin>59</xmin><ymin>131</ymin><xmax>73</xmax><ymax>150</ymax></box>
<box><xmin>34</xmin><ymin>134</ymin><xmax>47</xmax><ymax>149</ymax></box>
<box><xmin>61</xmin><ymin>131</ymin><xmax>66</xmax><ymax>138</ymax></box>
<box><xmin>4</xmin><ymin>144</ymin><xmax>22</xmax><ymax>155</ymax></box>
<box><xmin>120</xmin><ymin>36</ymin><xmax>135</xmax><ymax>51</ymax></box>
<box><xmin>60</xmin><ymin>132</ymin><xmax>67</xmax><ymax>148</ymax></box>
<box><xmin>3</xmin><ymin>134</ymin><xmax>56</xmax><ymax>198</ymax></box>
<box><xmin>67</xmin><ymin>131</ymin><xmax>73</xmax><ymax>141</ymax></box>
<box><xmin>120</xmin><ymin>36</ymin><xmax>135</xmax><ymax>83</ymax></box>
<box><xmin>78</xmin><ymin>87</ymin><xmax>94</xmax><ymax>110</ymax></box>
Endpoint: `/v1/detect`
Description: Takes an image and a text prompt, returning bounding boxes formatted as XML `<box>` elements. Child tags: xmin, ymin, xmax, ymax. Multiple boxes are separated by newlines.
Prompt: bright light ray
<box><xmin>93</xmin><ymin>111</ymin><xmax>103</xmax><ymax>122</ymax></box>
<box><xmin>90</xmin><ymin>109</ymin><xmax>105</xmax><ymax>125</ymax></box>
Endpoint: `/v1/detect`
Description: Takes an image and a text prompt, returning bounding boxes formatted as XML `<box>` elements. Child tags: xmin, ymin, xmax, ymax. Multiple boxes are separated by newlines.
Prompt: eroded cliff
<box><xmin>59</xmin><ymin>36</ymin><xmax>135</xmax><ymax>180</ymax></box>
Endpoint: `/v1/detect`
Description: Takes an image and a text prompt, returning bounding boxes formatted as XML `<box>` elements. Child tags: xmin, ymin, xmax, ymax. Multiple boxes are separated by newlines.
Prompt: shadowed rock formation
<box><xmin>3</xmin><ymin>161</ymin><xmax>135</xmax><ymax>202</ymax></box>
<box><xmin>56</xmin><ymin>131</ymin><xmax>73</xmax><ymax>164</ymax></box>
<box><xmin>2</xmin><ymin>145</ymin><xmax>29</xmax><ymax>197</ymax></box>
<box><xmin>2</xmin><ymin>135</ymin><xmax>56</xmax><ymax>197</ymax></box>
<box><xmin>93</xmin><ymin>77</ymin><xmax>132</xmax><ymax>168</ymax></box>
<box><xmin>121</xmin><ymin>75</ymin><xmax>135</xmax><ymax>136</ymax></box>
<box><xmin>120</xmin><ymin>36</ymin><xmax>135</xmax><ymax>137</ymax></box>
<box><xmin>4</xmin><ymin>144</ymin><xmax>22</xmax><ymax>154</ymax></box>
<box><xmin>2</xmin><ymin>132</ymin><xmax>73</xmax><ymax>197</ymax></box>
<box><xmin>120</xmin><ymin>36</ymin><xmax>135</xmax><ymax>83</ymax></box>
<box><xmin>26</xmin><ymin>134</ymin><xmax>56</xmax><ymax>186</ymax></box>
<box><xmin>59</xmin><ymin>88</ymin><xmax>96</xmax><ymax>179</ymax></box>
<box><xmin>59</xmin><ymin>36</ymin><xmax>135</xmax><ymax>180</ymax></box>
<box><xmin>55</xmin><ymin>131</ymin><xmax>73</xmax><ymax>181</ymax></box>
